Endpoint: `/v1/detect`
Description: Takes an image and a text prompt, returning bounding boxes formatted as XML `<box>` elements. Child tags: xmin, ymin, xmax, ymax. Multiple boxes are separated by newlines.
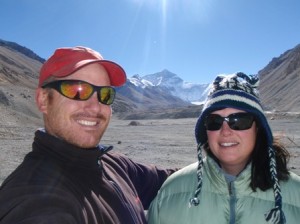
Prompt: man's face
<box><xmin>36</xmin><ymin>63</ymin><xmax>112</xmax><ymax>148</ymax></box>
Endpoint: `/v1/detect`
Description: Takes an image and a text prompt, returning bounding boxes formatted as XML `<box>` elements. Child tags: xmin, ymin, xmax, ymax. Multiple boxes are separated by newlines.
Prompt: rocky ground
<box><xmin>1</xmin><ymin>115</ymin><xmax>300</xmax><ymax>185</ymax></box>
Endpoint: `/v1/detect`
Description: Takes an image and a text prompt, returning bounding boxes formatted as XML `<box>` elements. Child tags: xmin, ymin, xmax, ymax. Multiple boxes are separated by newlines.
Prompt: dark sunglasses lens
<box><xmin>228</xmin><ymin>113</ymin><xmax>254</xmax><ymax>130</ymax></box>
<box><xmin>60</xmin><ymin>81</ymin><xmax>93</xmax><ymax>100</ymax></box>
<box><xmin>205</xmin><ymin>114</ymin><xmax>223</xmax><ymax>130</ymax></box>
<box><xmin>99</xmin><ymin>87</ymin><xmax>115</xmax><ymax>105</ymax></box>
<box><xmin>205</xmin><ymin>113</ymin><xmax>254</xmax><ymax>131</ymax></box>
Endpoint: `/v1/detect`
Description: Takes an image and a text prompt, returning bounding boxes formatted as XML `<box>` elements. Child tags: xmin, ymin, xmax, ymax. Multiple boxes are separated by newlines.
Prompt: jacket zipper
<box><xmin>228</xmin><ymin>181</ymin><xmax>236</xmax><ymax>224</ymax></box>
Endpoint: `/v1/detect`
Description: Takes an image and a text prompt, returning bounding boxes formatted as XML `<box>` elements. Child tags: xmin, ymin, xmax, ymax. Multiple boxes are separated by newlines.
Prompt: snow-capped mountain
<box><xmin>129</xmin><ymin>69</ymin><xmax>210</xmax><ymax>104</ymax></box>
<box><xmin>2</xmin><ymin>38</ymin><xmax>300</xmax><ymax>121</ymax></box>
<box><xmin>129</xmin><ymin>74</ymin><xmax>154</xmax><ymax>88</ymax></box>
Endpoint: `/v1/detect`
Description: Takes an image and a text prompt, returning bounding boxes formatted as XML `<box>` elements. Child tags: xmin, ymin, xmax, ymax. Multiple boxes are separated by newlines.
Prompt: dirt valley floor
<box><xmin>1</xmin><ymin>117</ymin><xmax>300</xmax><ymax>185</ymax></box>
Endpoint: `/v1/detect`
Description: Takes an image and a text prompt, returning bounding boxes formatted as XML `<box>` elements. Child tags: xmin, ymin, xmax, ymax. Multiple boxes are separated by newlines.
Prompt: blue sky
<box><xmin>1</xmin><ymin>0</ymin><xmax>300</xmax><ymax>84</ymax></box>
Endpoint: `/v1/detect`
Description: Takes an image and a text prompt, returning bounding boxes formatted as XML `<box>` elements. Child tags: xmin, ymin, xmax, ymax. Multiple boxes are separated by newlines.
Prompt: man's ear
<box><xmin>35</xmin><ymin>88</ymin><xmax>48</xmax><ymax>113</ymax></box>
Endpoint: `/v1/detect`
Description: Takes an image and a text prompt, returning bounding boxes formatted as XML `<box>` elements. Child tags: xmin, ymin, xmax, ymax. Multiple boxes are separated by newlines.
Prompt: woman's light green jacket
<box><xmin>148</xmin><ymin>156</ymin><xmax>300</xmax><ymax>224</ymax></box>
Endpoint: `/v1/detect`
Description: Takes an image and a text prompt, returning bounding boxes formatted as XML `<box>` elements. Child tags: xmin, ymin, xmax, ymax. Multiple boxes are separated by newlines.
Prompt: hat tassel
<box><xmin>189</xmin><ymin>143</ymin><xmax>203</xmax><ymax>208</ymax></box>
<box><xmin>264</xmin><ymin>206</ymin><xmax>286</xmax><ymax>224</ymax></box>
<box><xmin>265</xmin><ymin>146</ymin><xmax>286</xmax><ymax>224</ymax></box>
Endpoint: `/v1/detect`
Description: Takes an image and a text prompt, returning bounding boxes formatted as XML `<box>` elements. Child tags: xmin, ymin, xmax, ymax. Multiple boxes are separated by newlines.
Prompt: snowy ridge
<box><xmin>128</xmin><ymin>70</ymin><xmax>209</xmax><ymax>104</ymax></box>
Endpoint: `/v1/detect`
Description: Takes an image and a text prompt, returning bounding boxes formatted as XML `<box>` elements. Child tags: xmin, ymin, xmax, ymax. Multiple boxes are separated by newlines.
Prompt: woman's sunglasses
<box><xmin>205</xmin><ymin>113</ymin><xmax>255</xmax><ymax>131</ymax></box>
<box><xmin>42</xmin><ymin>80</ymin><xmax>116</xmax><ymax>105</ymax></box>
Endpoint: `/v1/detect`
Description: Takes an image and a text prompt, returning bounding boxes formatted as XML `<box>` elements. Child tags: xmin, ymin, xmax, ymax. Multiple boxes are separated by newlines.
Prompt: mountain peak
<box><xmin>128</xmin><ymin>70</ymin><xmax>209</xmax><ymax>103</ymax></box>
<box><xmin>142</xmin><ymin>70</ymin><xmax>183</xmax><ymax>86</ymax></box>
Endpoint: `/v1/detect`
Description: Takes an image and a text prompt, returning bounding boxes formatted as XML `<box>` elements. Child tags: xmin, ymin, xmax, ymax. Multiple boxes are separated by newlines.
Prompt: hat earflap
<box><xmin>189</xmin><ymin>143</ymin><xmax>204</xmax><ymax>207</ymax></box>
<box><xmin>264</xmin><ymin>146</ymin><xmax>286</xmax><ymax>224</ymax></box>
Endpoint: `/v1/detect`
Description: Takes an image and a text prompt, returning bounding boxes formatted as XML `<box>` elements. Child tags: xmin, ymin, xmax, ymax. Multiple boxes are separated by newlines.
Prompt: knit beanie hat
<box><xmin>191</xmin><ymin>72</ymin><xmax>285</xmax><ymax>224</ymax></box>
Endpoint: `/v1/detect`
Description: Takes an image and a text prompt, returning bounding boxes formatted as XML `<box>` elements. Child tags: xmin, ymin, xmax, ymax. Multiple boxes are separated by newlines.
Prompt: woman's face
<box><xmin>206</xmin><ymin>108</ymin><xmax>257</xmax><ymax>175</ymax></box>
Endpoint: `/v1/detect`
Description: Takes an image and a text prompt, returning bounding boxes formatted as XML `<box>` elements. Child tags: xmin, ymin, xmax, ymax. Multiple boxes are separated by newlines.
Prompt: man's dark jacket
<box><xmin>0</xmin><ymin>130</ymin><xmax>174</xmax><ymax>223</ymax></box>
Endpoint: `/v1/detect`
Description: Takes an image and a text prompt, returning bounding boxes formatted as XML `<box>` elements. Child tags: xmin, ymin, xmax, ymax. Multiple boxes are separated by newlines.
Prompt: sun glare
<box><xmin>130</xmin><ymin>0</ymin><xmax>213</xmax><ymax>23</ymax></box>
<box><xmin>125</xmin><ymin>0</ymin><xmax>214</xmax><ymax>75</ymax></box>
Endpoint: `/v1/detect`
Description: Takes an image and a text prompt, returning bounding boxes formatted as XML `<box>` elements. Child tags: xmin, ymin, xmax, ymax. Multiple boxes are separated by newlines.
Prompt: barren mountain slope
<box><xmin>259</xmin><ymin>44</ymin><xmax>300</xmax><ymax>112</ymax></box>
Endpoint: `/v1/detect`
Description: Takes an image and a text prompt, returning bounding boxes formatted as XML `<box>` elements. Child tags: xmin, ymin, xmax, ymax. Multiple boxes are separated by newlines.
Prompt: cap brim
<box><xmin>50</xmin><ymin>59</ymin><xmax>127</xmax><ymax>87</ymax></box>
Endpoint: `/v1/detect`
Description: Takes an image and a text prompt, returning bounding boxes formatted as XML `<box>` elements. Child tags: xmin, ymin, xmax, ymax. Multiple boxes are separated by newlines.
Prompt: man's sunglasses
<box><xmin>205</xmin><ymin>113</ymin><xmax>255</xmax><ymax>131</ymax></box>
<box><xmin>42</xmin><ymin>80</ymin><xmax>116</xmax><ymax>105</ymax></box>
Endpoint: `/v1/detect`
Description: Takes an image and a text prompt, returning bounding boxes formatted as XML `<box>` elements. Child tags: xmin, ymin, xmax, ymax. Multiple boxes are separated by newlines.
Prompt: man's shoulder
<box><xmin>102</xmin><ymin>151</ymin><xmax>130</xmax><ymax>164</ymax></box>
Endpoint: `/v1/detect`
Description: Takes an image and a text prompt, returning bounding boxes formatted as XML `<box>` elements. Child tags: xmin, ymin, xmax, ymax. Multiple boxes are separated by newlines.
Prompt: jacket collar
<box><xmin>204</xmin><ymin>156</ymin><xmax>252</xmax><ymax>193</ymax></box>
<box><xmin>32</xmin><ymin>130</ymin><xmax>113</xmax><ymax>171</ymax></box>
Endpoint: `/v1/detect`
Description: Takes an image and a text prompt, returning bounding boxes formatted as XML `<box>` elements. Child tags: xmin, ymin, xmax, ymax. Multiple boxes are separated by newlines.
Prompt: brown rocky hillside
<box><xmin>1</xmin><ymin>40</ymin><xmax>300</xmax><ymax>126</ymax></box>
<box><xmin>259</xmin><ymin>44</ymin><xmax>300</xmax><ymax>112</ymax></box>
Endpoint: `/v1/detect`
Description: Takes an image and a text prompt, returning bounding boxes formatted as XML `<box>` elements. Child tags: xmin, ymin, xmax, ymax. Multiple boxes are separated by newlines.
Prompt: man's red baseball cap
<box><xmin>39</xmin><ymin>46</ymin><xmax>126</xmax><ymax>87</ymax></box>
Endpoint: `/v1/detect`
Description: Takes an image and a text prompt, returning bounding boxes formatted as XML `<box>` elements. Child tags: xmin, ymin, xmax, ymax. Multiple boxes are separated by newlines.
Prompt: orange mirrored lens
<box><xmin>100</xmin><ymin>87</ymin><xmax>114</xmax><ymax>104</ymax></box>
<box><xmin>44</xmin><ymin>80</ymin><xmax>115</xmax><ymax>105</ymax></box>
<box><xmin>61</xmin><ymin>82</ymin><xmax>93</xmax><ymax>100</ymax></box>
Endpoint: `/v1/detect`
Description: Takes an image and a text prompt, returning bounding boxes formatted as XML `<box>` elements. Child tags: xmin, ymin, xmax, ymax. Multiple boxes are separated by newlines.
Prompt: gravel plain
<box><xmin>1</xmin><ymin>116</ymin><xmax>300</xmax><ymax>185</ymax></box>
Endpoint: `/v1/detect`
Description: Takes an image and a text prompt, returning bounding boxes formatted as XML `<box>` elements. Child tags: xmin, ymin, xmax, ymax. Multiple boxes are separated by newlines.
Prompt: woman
<box><xmin>148</xmin><ymin>72</ymin><xmax>300</xmax><ymax>224</ymax></box>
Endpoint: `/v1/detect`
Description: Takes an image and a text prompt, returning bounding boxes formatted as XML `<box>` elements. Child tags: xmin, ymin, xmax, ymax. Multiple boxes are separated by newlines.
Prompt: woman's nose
<box><xmin>220</xmin><ymin>121</ymin><xmax>233</xmax><ymax>135</ymax></box>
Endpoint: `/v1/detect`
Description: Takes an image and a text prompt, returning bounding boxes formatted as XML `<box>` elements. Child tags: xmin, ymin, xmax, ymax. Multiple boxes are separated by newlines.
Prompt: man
<box><xmin>0</xmin><ymin>46</ymin><xmax>174</xmax><ymax>224</ymax></box>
